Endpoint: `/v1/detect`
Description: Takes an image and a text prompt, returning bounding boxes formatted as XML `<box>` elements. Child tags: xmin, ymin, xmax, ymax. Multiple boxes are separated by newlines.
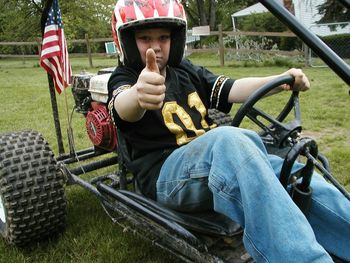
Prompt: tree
<box><xmin>0</xmin><ymin>0</ymin><xmax>43</xmax><ymax>41</ymax></box>
<box><xmin>209</xmin><ymin>0</ymin><xmax>216</xmax><ymax>31</ymax></box>
<box><xmin>238</xmin><ymin>12</ymin><xmax>301</xmax><ymax>51</ymax></box>
<box><xmin>182</xmin><ymin>0</ymin><xmax>209</xmax><ymax>28</ymax></box>
<box><xmin>182</xmin><ymin>0</ymin><xmax>256</xmax><ymax>30</ymax></box>
<box><xmin>59</xmin><ymin>0</ymin><xmax>114</xmax><ymax>41</ymax></box>
<box><xmin>0</xmin><ymin>0</ymin><xmax>114</xmax><ymax>42</ymax></box>
<box><xmin>216</xmin><ymin>0</ymin><xmax>256</xmax><ymax>30</ymax></box>
<box><xmin>196</xmin><ymin>0</ymin><xmax>208</xmax><ymax>26</ymax></box>
<box><xmin>317</xmin><ymin>0</ymin><xmax>350</xmax><ymax>24</ymax></box>
<box><xmin>0</xmin><ymin>0</ymin><xmax>259</xmax><ymax>43</ymax></box>
<box><xmin>0</xmin><ymin>0</ymin><xmax>115</xmax><ymax>54</ymax></box>
<box><xmin>0</xmin><ymin>0</ymin><xmax>266</xmax><ymax>53</ymax></box>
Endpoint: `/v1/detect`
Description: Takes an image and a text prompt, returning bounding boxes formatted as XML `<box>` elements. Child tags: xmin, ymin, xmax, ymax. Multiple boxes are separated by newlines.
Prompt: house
<box><xmin>292</xmin><ymin>0</ymin><xmax>350</xmax><ymax>36</ymax></box>
<box><xmin>231</xmin><ymin>0</ymin><xmax>350</xmax><ymax>36</ymax></box>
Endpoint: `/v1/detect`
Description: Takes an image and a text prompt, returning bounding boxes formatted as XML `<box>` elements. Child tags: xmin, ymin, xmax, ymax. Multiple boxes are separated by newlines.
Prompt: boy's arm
<box><xmin>113</xmin><ymin>86</ymin><xmax>146</xmax><ymax>122</ymax></box>
<box><xmin>228</xmin><ymin>68</ymin><xmax>310</xmax><ymax>103</ymax></box>
<box><xmin>113</xmin><ymin>49</ymin><xmax>165</xmax><ymax>122</ymax></box>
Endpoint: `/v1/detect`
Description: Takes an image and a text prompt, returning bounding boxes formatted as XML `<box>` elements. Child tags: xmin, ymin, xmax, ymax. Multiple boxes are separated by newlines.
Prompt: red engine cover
<box><xmin>86</xmin><ymin>102</ymin><xmax>117</xmax><ymax>152</ymax></box>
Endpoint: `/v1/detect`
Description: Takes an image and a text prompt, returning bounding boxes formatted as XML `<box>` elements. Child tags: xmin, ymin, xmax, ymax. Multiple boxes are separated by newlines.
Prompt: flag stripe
<box><xmin>41</xmin><ymin>62</ymin><xmax>63</xmax><ymax>93</ymax></box>
<box><xmin>42</xmin><ymin>57</ymin><xmax>65</xmax><ymax>93</ymax></box>
<box><xmin>42</xmin><ymin>35</ymin><xmax>59</xmax><ymax>45</ymax></box>
<box><xmin>44</xmin><ymin>24</ymin><xmax>59</xmax><ymax>32</ymax></box>
<box><xmin>41</xmin><ymin>46</ymin><xmax>60</xmax><ymax>57</ymax></box>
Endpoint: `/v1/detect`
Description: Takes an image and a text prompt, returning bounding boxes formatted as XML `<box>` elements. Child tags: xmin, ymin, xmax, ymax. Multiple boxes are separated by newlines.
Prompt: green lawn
<box><xmin>0</xmin><ymin>55</ymin><xmax>349</xmax><ymax>263</ymax></box>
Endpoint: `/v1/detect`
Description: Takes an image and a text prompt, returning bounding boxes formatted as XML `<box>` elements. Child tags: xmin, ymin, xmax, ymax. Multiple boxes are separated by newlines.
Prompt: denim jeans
<box><xmin>156</xmin><ymin>126</ymin><xmax>350</xmax><ymax>263</ymax></box>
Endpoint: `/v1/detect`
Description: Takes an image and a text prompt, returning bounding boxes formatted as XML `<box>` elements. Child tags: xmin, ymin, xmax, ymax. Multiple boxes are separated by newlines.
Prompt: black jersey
<box><xmin>107</xmin><ymin>59</ymin><xmax>235</xmax><ymax>199</ymax></box>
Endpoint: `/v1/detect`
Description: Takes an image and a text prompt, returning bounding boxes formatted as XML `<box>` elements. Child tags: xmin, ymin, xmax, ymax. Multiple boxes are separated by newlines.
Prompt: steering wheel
<box><xmin>231</xmin><ymin>75</ymin><xmax>350</xmax><ymax>206</ymax></box>
<box><xmin>231</xmin><ymin>75</ymin><xmax>302</xmax><ymax>149</ymax></box>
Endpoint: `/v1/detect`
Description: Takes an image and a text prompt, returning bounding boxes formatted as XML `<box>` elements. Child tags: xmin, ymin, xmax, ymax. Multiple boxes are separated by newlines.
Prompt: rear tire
<box><xmin>208</xmin><ymin>109</ymin><xmax>233</xmax><ymax>126</ymax></box>
<box><xmin>0</xmin><ymin>130</ymin><xmax>66</xmax><ymax>246</ymax></box>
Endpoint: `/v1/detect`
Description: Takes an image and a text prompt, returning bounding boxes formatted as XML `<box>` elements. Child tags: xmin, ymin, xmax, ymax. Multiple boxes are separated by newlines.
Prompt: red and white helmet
<box><xmin>112</xmin><ymin>0</ymin><xmax>187</xmax><ymax>69</ymax></box>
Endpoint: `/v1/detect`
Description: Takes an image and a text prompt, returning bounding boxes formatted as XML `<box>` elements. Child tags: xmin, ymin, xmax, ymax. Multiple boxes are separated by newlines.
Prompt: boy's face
<box><xmin>135</xmin><ymin>28</ymin><xmax>171</xmax><ymax>72</ymax></box>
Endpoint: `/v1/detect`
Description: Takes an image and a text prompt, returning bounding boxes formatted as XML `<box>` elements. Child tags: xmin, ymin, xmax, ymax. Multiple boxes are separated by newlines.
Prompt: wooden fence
<box><xmin>0</xmin><ymin>34</ymin><xmax>112</xmax><ymax>67</ymax></box>
<box><xmin>0</xmin><ymin>29</ymin><xmax>306</xmax><ymax>67</ymax></box>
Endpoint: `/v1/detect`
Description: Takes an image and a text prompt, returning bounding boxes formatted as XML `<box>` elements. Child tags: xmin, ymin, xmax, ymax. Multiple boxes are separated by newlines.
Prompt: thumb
<box><xmin>145</xmin><ymin>49</ymin><xmax>159</xmax><ymax>73</ymax></box>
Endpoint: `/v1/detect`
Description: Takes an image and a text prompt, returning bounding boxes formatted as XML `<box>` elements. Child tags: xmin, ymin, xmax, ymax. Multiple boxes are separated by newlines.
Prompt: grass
<box><xmin>0</xmin><ymin>55</ymin><xmax>349</xmax><ymax>262</ymax></box>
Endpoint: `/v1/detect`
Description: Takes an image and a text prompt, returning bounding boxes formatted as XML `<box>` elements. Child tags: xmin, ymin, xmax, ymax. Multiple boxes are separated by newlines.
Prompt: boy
<box><xmin>108</xmin><ymin>0</ymin><xmax>350</xmax><ymax>262</ymax></box>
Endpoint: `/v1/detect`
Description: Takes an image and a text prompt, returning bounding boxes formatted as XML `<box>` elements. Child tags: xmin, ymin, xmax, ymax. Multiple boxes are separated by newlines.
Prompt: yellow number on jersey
<box><xmin>162</xmin><ymin>92</ymin><xmax>216</xmax><ymax>145</ymax></box>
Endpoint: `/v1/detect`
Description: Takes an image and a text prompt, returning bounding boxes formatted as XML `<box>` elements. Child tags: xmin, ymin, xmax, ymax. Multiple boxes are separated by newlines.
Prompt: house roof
<box><xmin>232</xmin><ymin>3</ymin><xmax>268</xmax><ymax>17</ymax></box>
<box><xmin>232</xmin><ymin>1</ymin><xmax>284</xmax><ymax>18</ymax></box>
<box><xmin>231</xmin><ymin>0</ymin><xmax>350</xmax><ymax>36</ymax></box>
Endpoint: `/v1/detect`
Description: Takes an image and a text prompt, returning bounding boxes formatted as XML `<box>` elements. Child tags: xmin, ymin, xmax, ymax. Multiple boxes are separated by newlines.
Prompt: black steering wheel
<box><xmin>231</xmin><ymin>75</ymin><xmax>302</xmax><ymax>149</ymax></box>
<box><xmin>231</xmin><ymin>75</ymin><xmax>350</xmax><ymax>207</ymax></box>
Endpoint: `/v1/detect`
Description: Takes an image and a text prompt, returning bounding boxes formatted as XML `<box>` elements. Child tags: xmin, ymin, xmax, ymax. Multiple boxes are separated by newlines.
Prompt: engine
<box><xmin>72</xmin><ymin>69</ymin><xmax>117</xmax><ymax>152</ymax></box>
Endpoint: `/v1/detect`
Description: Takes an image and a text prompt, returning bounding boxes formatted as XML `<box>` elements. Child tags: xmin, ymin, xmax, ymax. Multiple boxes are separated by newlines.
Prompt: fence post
<box><xmin>37</xmin><ymin>37</ymin><xmax>42</xmax><ymax>58</ymax></box>
<box><xmin>20</xmin><ymin>46</ymin><xmax>26</xmax><ymax>65</ymax></box>
<box><xmin>85</xmin><ymin>33</ymin><xmax>93</xmax><ymax>68</ymax></box>
<box><xmin>218</xmin><ymin>24</ymin><xmax>224</xmax><ymax>67</ymax></box>
<box><xmin>303</xmin><ymin>43</ymin><xmax>311</xmax><ymax>67</ymax></box>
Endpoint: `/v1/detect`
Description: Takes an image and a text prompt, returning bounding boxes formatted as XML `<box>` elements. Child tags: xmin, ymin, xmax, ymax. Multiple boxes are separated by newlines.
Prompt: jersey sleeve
<box><xmin>183</xmin><ymin>59</ymin><xmax>235</xmax><ymax>113</ymax></box>
<box><xmin>107</xmin><ymin>66</ymin><xmax>138</xmax><ymax>131</ymax></box>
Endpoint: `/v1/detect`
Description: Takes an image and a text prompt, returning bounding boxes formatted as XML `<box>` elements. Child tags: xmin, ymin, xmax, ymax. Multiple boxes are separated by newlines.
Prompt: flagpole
<box><xmin>63</xmin><ymin>82</ymin><xmax>75</xmax><ymax>156</ymax></box>
<box><xmin>59</xmin><ymin>9</ymin><xmax>75</xmax><ymax>156</ymax></box>
<box><xmin>41</xmin><ymin>0</ymin><xmax>65</xmax><ymax>155</ymax></box>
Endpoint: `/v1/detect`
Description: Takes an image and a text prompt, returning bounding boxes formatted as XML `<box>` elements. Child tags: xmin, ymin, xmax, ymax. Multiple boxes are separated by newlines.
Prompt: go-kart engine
<box><xmin>72</xmin><ymin>70</ymin><xmax>117</xmax><ymax>152</ymax></box>
<box><xmin>86</xmin><ymin>102</ymin><xmax>116</xmax><ymax>152</ymax></box>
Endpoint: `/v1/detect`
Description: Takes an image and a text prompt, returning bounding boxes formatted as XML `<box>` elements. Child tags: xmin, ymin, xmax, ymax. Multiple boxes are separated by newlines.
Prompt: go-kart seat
<box><xmin>115</xmin><ymin>129</ymin><xmax>242</xmax><ymax>238</ymax></box>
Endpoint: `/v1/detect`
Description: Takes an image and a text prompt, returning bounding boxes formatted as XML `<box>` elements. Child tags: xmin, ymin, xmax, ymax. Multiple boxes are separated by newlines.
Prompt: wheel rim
<box><xmin>0</xmin><ymin>195</ymin><xmax>6</xmax><ymax>223</ymax></box>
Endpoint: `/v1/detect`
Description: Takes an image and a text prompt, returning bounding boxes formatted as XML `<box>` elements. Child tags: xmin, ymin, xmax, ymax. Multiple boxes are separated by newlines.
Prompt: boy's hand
<box><xmin>281</xmin><ymin>68</ymin><xmax>310</xmax><ymax>92</ymax></box>
<box><xmin>135</xmin><ymin>49</ymin><xmax>166</xmax><ymax>110</ymax></box>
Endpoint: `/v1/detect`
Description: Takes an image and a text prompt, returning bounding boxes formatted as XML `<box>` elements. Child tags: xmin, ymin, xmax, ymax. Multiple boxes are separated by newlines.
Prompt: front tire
<box><xmin>0</xmin><ymin>130</ymin><xmax>66</xmax><ymax>246</ymax></box>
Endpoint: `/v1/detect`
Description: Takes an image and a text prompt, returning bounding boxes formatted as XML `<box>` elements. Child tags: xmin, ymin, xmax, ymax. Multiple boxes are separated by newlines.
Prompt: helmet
<box><xmin>112</xmin><ymin>0</ymin><xmax>187</xmax><ymax>69</ymax></box>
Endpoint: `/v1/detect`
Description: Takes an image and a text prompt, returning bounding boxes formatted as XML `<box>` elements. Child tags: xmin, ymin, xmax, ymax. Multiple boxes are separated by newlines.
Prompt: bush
<box><xmin>236</xmin><ymin>13</ymin><xmax>301</xmax><ymax>51</ymax></box>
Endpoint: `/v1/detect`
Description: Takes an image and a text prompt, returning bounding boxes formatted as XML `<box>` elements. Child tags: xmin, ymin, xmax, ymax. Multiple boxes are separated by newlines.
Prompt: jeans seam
<box><xmin>209</xmin><ymin>176</ymin><xmax>244</xmax><ymax>211</ymax></box>
<box><xmin>208</xmin><ymin>152</ymin><xmax>258</xmax><ymax>212</ymax></box>
<box><xmin>244</xmin><ymin>231</ymin><xmax>269</xmax><ymax>263</ymax></box>
<box><xmin>209</xmin><ymin>150</ymin><xmax>256</xmax><ymax>196</ymax></box>
<box><xmin>312</xmin><ymin>196</ymin><xmax>350</xmax><ymax>226</ymax></box>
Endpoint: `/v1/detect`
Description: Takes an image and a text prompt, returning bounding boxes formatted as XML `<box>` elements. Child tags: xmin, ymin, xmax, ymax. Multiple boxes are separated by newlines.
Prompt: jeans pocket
<box><xmin>157</xmin><ymin>176</ymin><xmax>213</xmax><ymax>212</ymax></box>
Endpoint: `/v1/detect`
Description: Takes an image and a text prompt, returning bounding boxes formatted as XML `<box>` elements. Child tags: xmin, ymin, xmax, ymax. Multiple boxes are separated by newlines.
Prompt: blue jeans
<box><xmin>156</xmin><ymin>127</ymin><xmax>350</xmax><ymax>263</ymax></box>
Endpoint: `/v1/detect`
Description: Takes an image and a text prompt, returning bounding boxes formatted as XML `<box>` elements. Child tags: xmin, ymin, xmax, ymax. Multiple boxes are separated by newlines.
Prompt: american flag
<box><xmin>40</xmin><ymin>0</ymin><xmax>72</xmax><ymax>94</ymax></box>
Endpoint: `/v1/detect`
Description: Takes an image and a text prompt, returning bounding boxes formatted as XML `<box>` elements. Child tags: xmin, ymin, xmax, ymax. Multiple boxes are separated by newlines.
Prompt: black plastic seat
<box><xmin>119</xmin><ymin>189</ymin><xmax>242</xmax><ymax>237</ymax></box>
<box><xmin>115</xmin><ymin>129</ymin><xmax>242</xmax><ymax>237</ymax></box>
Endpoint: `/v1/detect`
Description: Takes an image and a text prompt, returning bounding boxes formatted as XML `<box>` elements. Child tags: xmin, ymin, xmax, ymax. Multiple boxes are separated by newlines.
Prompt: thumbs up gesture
<box><xmin>135</xmin><ymin>49</ymin><xmax>166</xmax><ymax>110</ymax></box>
<box><xmin>145</xmin><ymin>48</ymin><xmax>160</xmax><ymax>74</ymax></box>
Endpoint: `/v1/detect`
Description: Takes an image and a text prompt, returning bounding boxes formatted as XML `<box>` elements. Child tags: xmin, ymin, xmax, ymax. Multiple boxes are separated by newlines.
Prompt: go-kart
<box><xmin>0</xmin><ymin>1</ymin><xmax>349</xmax><ymax>262</ymax></box>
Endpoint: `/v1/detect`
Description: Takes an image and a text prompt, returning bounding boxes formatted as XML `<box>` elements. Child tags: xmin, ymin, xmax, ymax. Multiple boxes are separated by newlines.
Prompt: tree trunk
<box><xmin>196</xmin><ymin>0</ymin><xmax>207</xmax><ymax>26</ymax></box>
<box><xmin>283</xmin><ymin>0</ymin><xmax>295</xmax><ymax>14</ymax></box>
<box><xmin>182</xmin><ymin>4</ymin><xmax>197</xmax><ymax>27</ymax></box>
<box><xmin>209</xmin><ymin>0</ymin><xmax>216</xmax><ymax>30</ymax></box>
